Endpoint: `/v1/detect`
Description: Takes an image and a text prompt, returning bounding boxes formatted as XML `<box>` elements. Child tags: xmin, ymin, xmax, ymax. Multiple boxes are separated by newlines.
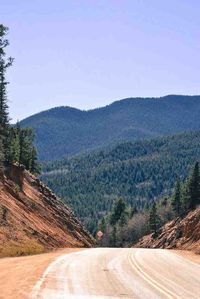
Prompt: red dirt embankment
<box><xmin>136</xmin><ymin>207</ymin><xmax>200</xmax><ymax>253</ymax></box>
<box><xmin>0</xmin><ymin>164</ymin><xmax>94</xmax><ymax>257</ymax></box>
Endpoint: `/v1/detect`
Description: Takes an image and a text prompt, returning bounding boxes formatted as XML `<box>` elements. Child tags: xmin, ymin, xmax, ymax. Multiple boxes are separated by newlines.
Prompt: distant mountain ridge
<box><xmin>21</xmin><ymin>95</ymin><xmax>200</xmax><ymax>161</ymax></box>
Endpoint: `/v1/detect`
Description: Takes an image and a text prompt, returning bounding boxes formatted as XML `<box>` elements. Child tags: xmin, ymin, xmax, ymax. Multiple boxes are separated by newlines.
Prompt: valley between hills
<box><xmin>1</xmin><ymin>22</ymin><xmax>200</xmax><ymax>299</ymax></box>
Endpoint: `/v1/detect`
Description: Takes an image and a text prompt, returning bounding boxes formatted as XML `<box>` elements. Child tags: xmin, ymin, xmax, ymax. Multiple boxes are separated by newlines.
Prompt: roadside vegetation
<box><xmin>0</xmin><ymin>24</ymin><xmax>40</xmax><ymax>175</ymax></box>
<box><xmin>98</xmin><ymin>162</ymin><xmax>200</xmax><ymax>247</ymax></box>
<box><xmin>42</xmin><ymin>131</ymin><xmax>200</xmax><ymax>234</ymax></box>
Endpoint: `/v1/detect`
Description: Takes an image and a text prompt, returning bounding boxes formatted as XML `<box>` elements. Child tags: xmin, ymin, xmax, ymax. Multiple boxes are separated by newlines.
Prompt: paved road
<box><xmin>30</xmin><ymin>248</ymin><xmax>200</xmax><ymax>299</ymax></box>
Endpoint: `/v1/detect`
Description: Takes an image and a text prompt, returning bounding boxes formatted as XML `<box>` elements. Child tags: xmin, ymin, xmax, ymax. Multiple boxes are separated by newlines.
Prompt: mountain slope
<box><xmin>41</xmin><ymin>131</ymin><xmax>200</xmax><ymax>232</ymax></box>
<box><xmin>21</xmin><ymin>95</ymin><xmax>200</xmax><ymax>161</ymax></box>
<box><xmin>136</xmin><ymin>207</ymin><xmax>200</xmax><ymax>252</ymax></box>
<box><xmin>0</xmin><ymin>164</ymin><xmax>94</xmax><ymax>257</ymax></box>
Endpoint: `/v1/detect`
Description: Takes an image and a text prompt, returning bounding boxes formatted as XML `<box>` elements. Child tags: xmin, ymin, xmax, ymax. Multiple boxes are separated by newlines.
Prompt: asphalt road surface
<box><xmin>30</xmin><ymin>248</ymin><xmax>200</xmax><ymax>299</ymax></box>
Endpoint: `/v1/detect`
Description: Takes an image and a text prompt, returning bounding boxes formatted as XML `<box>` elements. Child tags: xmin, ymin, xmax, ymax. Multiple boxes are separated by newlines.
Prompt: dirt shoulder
<box><xmin>0</xmin><ymin>248</ymin><xmax>82</xmax><ymax>299</ymax></box>
<box><xmin>173</xmin><ymin>249</ymin><xmax>200</xmax><ymax>264</ymax></box>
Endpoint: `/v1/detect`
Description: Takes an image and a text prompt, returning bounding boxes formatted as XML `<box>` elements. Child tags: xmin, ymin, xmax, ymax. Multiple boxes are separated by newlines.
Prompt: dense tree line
<box><xmin>41</xmin><ymin>131</ymin><xmax>200</xmax><ymax>233</ymax></box>
<box><xmin>6</xmin><ymin>124</ymin><xmax>40</xmax><ymax>173</ymax></box>
<box><xmin>171</xmin><ymin>162</ymin><xmax>200</xmax><ymax>216</ymax></box>
<box><xmin>98</xmin><ymin>162</ymin><xmax>200</xmax><ymax>247</ymax></box>
<box><xmin>0</xmin><ymin>25</ymin><xmax>39</xmax><ymax>174</ymax></box>
<box><xmin>97</xmin><ymin>197</ymin><xmax>169</xmax><ymax>247</ymax></box>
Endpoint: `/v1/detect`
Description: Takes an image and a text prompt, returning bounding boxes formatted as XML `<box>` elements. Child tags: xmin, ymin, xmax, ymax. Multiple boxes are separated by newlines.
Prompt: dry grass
<box><xmin>0</xmin><ymin>240</ymin><xmax>44</xmax><ymax>258</ymax></box>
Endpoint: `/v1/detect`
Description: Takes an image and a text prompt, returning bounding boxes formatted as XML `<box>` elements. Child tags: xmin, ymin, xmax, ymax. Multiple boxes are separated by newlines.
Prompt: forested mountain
<box><xmin>21</xmin><ymin>95</ymin><xmax>200</xmax><ymax>161</ymax></box>
<box><xmin>41</xmin><ymin>131</ymin><xmax>200</xmax><ymax>233</ymax></box>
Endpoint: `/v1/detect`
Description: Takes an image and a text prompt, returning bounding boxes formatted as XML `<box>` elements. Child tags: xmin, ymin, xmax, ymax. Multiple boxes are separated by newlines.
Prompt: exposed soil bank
<box><xmin>0</xmin><ymin>165</ymin><xmax>94</xmax><ymax>258</ymax></box>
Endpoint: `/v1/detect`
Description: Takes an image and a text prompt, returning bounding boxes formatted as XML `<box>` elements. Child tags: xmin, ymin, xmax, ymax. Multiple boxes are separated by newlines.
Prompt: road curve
<box><xmin>30</xmin><ymin>248</ymin><xmax>200</xmax><ymax>299</ymax></box>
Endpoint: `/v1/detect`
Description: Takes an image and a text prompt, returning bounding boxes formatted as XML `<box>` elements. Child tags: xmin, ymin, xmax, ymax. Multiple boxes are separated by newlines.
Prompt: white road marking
<box><xmin>30</xmin><ymin>251</ymin><xmax>82</xmax><ymax>299</ymax></box>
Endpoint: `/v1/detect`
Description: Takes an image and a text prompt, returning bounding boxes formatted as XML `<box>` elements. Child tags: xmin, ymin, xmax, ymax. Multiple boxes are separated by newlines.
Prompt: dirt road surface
<box><xmin>1</xmin><ymin>248</ymin><xmax>200</xmax><ymax>299</ymax></box>
<box><xmin>28</xmin><ymin>248</ymin><xmax>200</xmax><ymax>299</ymax></box>
<box><xmin>0</xmin><ymin>248</ymin><xmax>81</xmax><ymax>299</ymax></box>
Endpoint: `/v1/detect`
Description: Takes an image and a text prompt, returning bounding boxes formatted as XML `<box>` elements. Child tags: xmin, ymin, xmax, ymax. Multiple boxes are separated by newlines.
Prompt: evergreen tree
<box><xmin>144</xmin><ymin>201</ymin><xmax>150</xmax><ymax>211</ymax></box>
<box><xmin>0</xmin><ymin>135</ymin><xmax>4</xmax><ymax>173</ymax></box>
<box><xmin>7</xmin><ymin>126</ymin><xmax>20</xmax><ymax>164</ymax></box>
<box><xmin>6</xmin><ymin>124</ymin><xmax>40</xmax><ymax>174</ymax></box>
<box><xmin>0</xmin><ymin>25</ymin><xmax>39</xmax><ymax>176</ymax></box>
<box><xmin>149</xmin><ymin>201</ymin><xmax>159</xmax><ymax>235</ymax></box>
<box><xmin>99</xmin><ymin>217</ymin><xmax>106</xmax><ymax>232</ymax></box>
<box><xmin>187</xmin><ymin>162</ymin><xmax>200</xmax><ymax>209</ymax></box>
<box><xmin>110</xmin><ymin>225</ymin><xmax>117</xmax><ymax>247</ymax></box>
<box><xmin>118</xmin><ymin>209</ymin><xmax>129</xmax><ymax>227</ymax></box>
<box><xmin>161</xmin><ymin>197</ymin><xmax>168</xmax><ymax>208</ymax></box>
<box><xmin>171</xmin><ymin>180</ymin><xmax>181</xmax><ymax>216</ymax></box>
<box><xmin>109</xmin><ymin>198</ymin><xmax>126</xmax><ymax>226</ymax></box>
<box><xmin>18</xmin><ymin>127</ymin><xmax>40</xmax><ymax>174</ymax></box>
<box><xmin>0</xmin><ymin>25</ymin><xmax>14</xmax><ymax>159</ymax></box>
<box><xmin>130</xmin><ymin>204</ymin><xmax>138</xmax><ymax>218</ymax></box>
<box><xmin>29</xmin><ymin>146</ymin><xmax>40</xmax><ymax>174</ymax></box>
<box><xmin>181</xmin><ymin>182</ymin><xmax>190</xmax><ymax>214</ymax></box>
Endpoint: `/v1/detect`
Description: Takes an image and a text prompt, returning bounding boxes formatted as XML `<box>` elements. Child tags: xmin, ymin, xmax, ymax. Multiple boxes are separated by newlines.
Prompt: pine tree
<box><xmin>118</xmin><ymin>210</ymin><xmax>128</xmax><ymax>227</ymax></box>
<box><xmin>0</xmin><ymin>25</ymin><xmax>39</xmax><ymax>175</ymax></box>
<box><xmin>130</xmin><ymin>204</ymin><xmax>138</xmax><ymax>218</ymax></box>
<box><xmin>17</xmin><ymin>127</ymin><xmax>40</xmax><ymax>173</ymax></box>
<box><xmin>7</xmin><ymin>126</ymin><xmax>20</xmax><ymax>164</ymax></box>
<box><xmin>171</xmin><ymin>180</ymin><xmax>181</xmax><ymax>217</ymax></box>
<box><xmin>144</xmin><ymin>202</ymin><xmax>150</xmax><ymax>211</ymax></box>
<box><xmin>0</xmin><ymin>135</ymin><xmax>4</xmax><ymax>174</ymax></box>
<box><xmin>149</xmin><ymin>201</ymin><xmax>159</xmax><ymax>235</ymax></box>
<box><xmin>0</xmin><ymin>25</ymin><xmax>14</xmax><ymax>160</ymax></box>
<box><xmin>110</xmin><ymin>225</ymin><xmax>117</xmax><ymax>247</ymax></box>
<box><xmin>187</xmin><ymin>162</ymin><xmax>200</xmax><ymax>209</ymax></box>
<box><xmin>99</xmin><ymin>217</ymin><xmax>106</xmax><ymax>232</ymax></box>
<box><xmin>29</xmin><ymin>146</ymin><xmax>40</xmax><ymax>174</ymax></box>
<box><xmin>109</xmin><ymin>198</ymin><xmax>126</xmax><ymax>226</ymax></box>
<box><xmin>181</xmin><ymin>181</ymin><xmax>190</xmax><ymax>214</ymax></box>
<box><xmin>6</xmin><ymin>123</ymin><xmax>40</xmax><ymax>174</ymax></box>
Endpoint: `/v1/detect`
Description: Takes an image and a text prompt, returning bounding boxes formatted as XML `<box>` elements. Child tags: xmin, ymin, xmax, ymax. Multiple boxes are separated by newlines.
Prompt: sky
<box><xmin>2</xmin><ymin>0</ymin><xmax>200</xmax><ymax>121</ymax></box>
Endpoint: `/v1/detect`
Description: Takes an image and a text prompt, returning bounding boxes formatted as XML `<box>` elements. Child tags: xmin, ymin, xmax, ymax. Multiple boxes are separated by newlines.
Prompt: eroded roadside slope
<box><xmin>136</xmin><ymin>207</ymin><xmax>200</xmax><ymax>253</ymax></box>
<box><xmin>0</xmin><ymin>164</ymin><xmax>94</xmax><ymax>257</ymax></box>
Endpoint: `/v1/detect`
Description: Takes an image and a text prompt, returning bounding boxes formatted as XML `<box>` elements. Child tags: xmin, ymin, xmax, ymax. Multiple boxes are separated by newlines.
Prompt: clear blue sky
<box><xmin>2</xmin><ymin>0</ymin><xmax>200</xmax><ymax>121</ymax></box>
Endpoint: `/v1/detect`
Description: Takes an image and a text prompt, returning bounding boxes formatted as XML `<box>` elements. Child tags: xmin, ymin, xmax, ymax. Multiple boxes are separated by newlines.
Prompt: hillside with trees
<box><xmin>98</xmin><ymin>162</ymin><xmax>200</xmax><ymax>248</ymax></box>
<box><xmin>21</xmin><ymin>94</ymin><xmax>200</xmax><ymax>161</ymax></box>
<box><xmin>41</xmin><ymin>131</ymin><xmax>200</xmax><ymax>233</ymax></box>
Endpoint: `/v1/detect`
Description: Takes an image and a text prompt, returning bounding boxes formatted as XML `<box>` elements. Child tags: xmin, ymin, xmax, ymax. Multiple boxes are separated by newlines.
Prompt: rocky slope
<box><xmin>0</xmin><ymin>164</ymin><xmax>94</xmax><ymax>257</ymax></box>
<box><xmin>136</xmin><ymin>207</ymin><xmax>200</xmax><ymax>253</ymax></box>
